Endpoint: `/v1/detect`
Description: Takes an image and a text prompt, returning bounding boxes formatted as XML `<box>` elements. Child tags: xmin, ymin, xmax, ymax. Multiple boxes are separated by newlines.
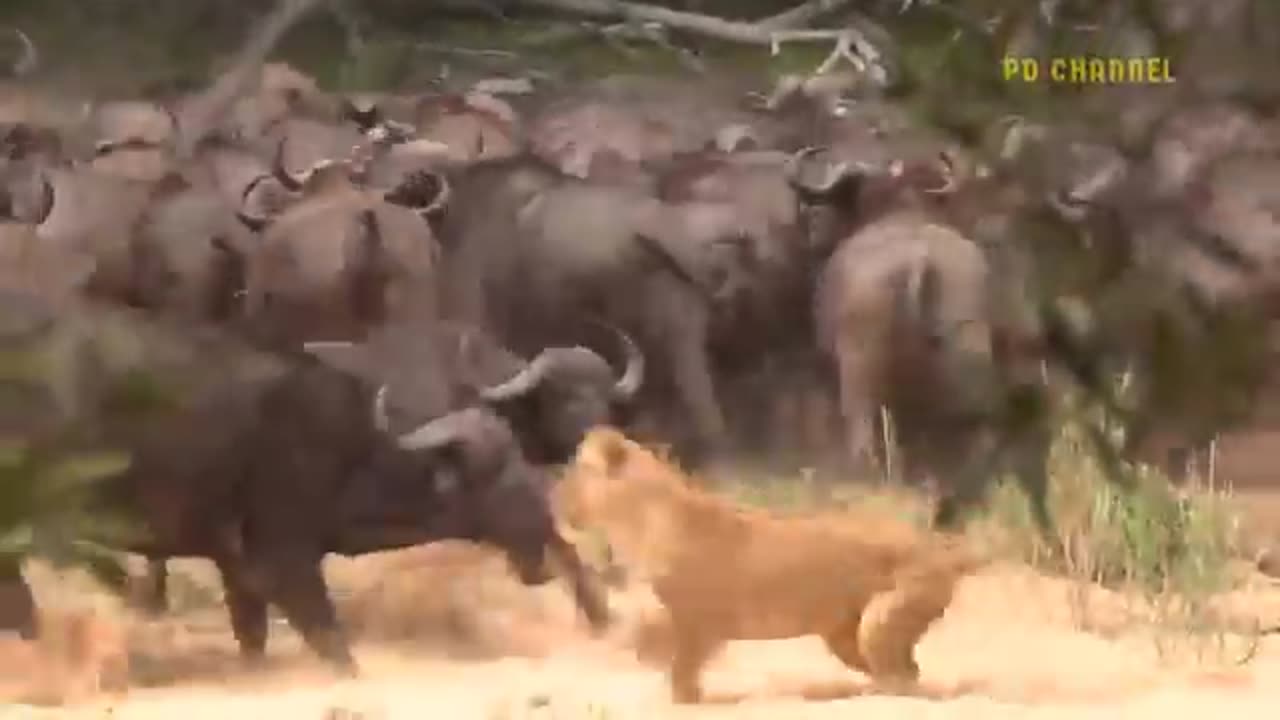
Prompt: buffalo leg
<box><xmin>547</xmin><ymin>532</ymin><xmax>611</xmax><ymax>632</ymax></box>
<box><xmin>931</xmin><ymin>431</ymin><xmax>1000</xmax><ymax>531</ymax></box>
<box><xmin>654</xmin><ymin>296</ymin><xmax>727</xmax><ymax>466</ymax></box>
<box><xmin>143</xmin><ymin>558</ymin><xmax>169</xmax><ymax>615</ymax></box>
<box><xmin>215</xmin><ymin>557</ymin><xmax>269</xmax><ymax>662</ymax></box>
<box><xmin>0</xmin><ymin>558</ymin><xmax>37</xmax><ymax>640</ymax></box>
<box><xmin>258</xmin><ymin>554</ymin><xmax>357</xmax><ymax>675</ymax></box>
<box><xmin>834</xmin><ymin>341</ymin><xmax>882</xmax><ymax>480</ymax></box>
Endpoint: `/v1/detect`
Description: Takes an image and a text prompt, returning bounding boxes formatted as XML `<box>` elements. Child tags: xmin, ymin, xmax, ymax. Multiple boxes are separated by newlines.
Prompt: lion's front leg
<box><xmin>856</xmin><ymin>579</ymin><xmax>955</xmax><ymax>693</ymax></box>
<box><xmin>667</xmin><ymin>630</ymin><xmax>720</xmax><ymax>704</ymax></box>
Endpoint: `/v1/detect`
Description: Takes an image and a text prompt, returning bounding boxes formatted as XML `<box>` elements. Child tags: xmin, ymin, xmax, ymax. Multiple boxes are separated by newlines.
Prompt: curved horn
<box><xmin>785</xmin><ymin>146</ymin><xmax>854</xmax><ymax>195</ymax></box>
<box><xmin>372</xmin><ymin>384</ymin><xmax>391</xmax><ymax>433</ymax></box>
<box><xmin>271</xmin><ymin>137</ymin><xmax>305</xmax><ymax>192</ymax></box>
<box><xmin>1047</xmin><ymin>189</ymin><xmax>1089</xmax><ymax>222</ymax></box>
<box><xmin>9</xmin><ymin>28</ymin><xmax>37</xmax><ymax>77</ymax></box>
<box><xmin>236</xmin><ymin>208</ymin><xmax>270</xmax><ymax>233</ymax></box>
<box><xmin>420</xmin><ymin>172</ymin><xmax>450</xmax><ymax>218</ymax></box>
<box><xmin>236</xmin><ymin>174</ymin><xmax>274</xmax><ymax>232</ymax></box>
<box><xmin>33</xmin><ymin>174</ymin><xmax>54</xmax><ymax>225</ymax></box>
<box><xmin>93</xmin><ymin>139</ymin><xmax>119</xmax><ymax>157</ymax></box>
<box><xmin>923</xmin><ymin>150</ymin><xmax>959</xmax><ymax>195</ymax></box>
<box><xmin>479</xmin><ymin>354</ymin><xmax>552</xmax><ymax>403</ymax></box>
<box><xmin>604</xmin><ymin>322</ymin><xmax>644</xmax><ymax>401</ymax></box>
<box><xmin>784</xmin><ymin>146</ymin><xmax>825</xmax><ymax>184</ymax></box>
<box><xmin>396</xmin><ymin>409</ymin><xmax>471</xmax><ymax>451</ymax></box>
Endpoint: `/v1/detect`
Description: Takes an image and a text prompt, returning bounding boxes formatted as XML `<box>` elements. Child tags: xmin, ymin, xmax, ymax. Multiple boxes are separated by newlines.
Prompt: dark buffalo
<box><xmin>0</xmin><ymin>296</ymin><xmax>609</xmax><ymax>671</ymax></box>
<box><xmin>139</xmin><ymin>317</ymin><xmax>642</xmax><ymax>616</ymax></box>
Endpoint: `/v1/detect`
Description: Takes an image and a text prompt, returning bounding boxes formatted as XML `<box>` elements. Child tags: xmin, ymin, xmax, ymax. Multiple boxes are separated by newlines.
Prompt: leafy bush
<box><xmin>0</xmin><ymin>441</ymin><xmax>137</xmax><ymax>591</ymax></box>
<box><xmin>0</xmin><ymin>344</ymin><xmax>146</xmax><ymax>594</ymax></box>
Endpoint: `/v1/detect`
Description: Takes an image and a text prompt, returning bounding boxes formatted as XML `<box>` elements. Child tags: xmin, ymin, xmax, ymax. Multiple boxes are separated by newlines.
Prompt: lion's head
<box><xmin>556</xmin><ymin>427</ymin><xmax>698</xmax><ymax>578</ymax></box>
<box><xmin>557</xmin><ymin>426</ymin><xmax>681</xmax><ymax>523</ymax></box>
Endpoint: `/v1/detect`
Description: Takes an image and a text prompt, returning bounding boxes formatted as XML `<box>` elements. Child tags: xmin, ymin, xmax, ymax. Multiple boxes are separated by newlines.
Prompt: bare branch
<box><xmin>175</xmin><ymin>0</ymin><xmax>324</xmax><ymax>159</ymax></box>
<box><xmin>415</xmin><ymin>41</ymin><xmax>521</xmax><ymax>59</ymax></box>
<box><xmin>515</xmin><ymin>0</ymin><xmax>885</xmax><ymax>81</ymax></box>
<box><xmin>770</xmin><ymin>26</ymin><xmax>887</xmax><ymax>84</ymax></box>
<box><xmin>326</xmin><ymin>0</ymin><xmax>366</xmax><ymax>58</ymax></box>
<box><xmin>519</xmin><ymin>0</ymin><xmax>782</xmax><ymax>44</ymax></box>
<box><xmin>758</xmin><ymin>0</ymin><xmax>856</xmax><ymax>31</ymax></box>
<box><xmin>601</xmin><ymin>21</ymin><xmax>708</xmax><ymax>74</ymax></box>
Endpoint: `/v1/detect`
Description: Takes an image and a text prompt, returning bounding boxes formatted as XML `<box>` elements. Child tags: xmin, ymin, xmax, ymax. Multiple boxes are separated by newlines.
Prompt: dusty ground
<box><xmin>4</xmin><ymin>527</ymin><xmax>1280</xmax><ymax>720</ymax></box>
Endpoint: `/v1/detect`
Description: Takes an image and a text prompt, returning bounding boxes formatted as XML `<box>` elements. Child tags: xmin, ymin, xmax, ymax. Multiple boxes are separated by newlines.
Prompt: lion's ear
<box><xmin>580</xmin><ymin>426</ymin><xmax>631</xmax><ymax>475</ymax></box>
<box><xmin>599</xmin><ymin>431</ymin><xmax>630</xmax><ymax>473</ymax></box>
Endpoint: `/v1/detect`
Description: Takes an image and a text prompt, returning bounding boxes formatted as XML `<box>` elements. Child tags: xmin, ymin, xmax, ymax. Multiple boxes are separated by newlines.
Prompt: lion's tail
<box><xmin>895</xmin><ymin>537</ymin><xmax>992</xmax><ymax>589</ymax></box>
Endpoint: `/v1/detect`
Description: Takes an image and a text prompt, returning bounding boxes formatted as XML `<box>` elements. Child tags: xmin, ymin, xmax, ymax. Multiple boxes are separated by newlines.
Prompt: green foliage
<box><xmin>0</xmin><ymin>343</ymin><xmax>152</xmax><ymax>594</ymax></box>
<box><xmin>969</xmin><ymin>409</ymin><xmax>1256</xmax><ymax>663</ymax></box>
<box><xmin>981</xmin><ymin>411</ymin><xmax>1240</xmax><ymax>607</ymax></box>
<box><xmin>0</xmin><ymin>440</ymin><xmax>138</xmax><ymax>592</ymax></box>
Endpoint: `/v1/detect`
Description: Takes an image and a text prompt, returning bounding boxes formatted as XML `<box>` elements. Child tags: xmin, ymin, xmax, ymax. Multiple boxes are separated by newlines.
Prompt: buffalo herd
<box><xmin>3</xmin><ymin>26</ymin><xmax>1280</xmax><ymax>673</ymax></box>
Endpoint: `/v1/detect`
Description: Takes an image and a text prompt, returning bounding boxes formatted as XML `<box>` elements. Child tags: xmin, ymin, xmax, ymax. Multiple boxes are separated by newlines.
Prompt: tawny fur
<box><xmin>557</xmin><ymin>426</ymin><xmax>985</xmax><ymax>703</ymax></box>
<box><xmin>0</xmin><ymin>606</ymin><xmax>130</xmax><ymax>705</ymax></box>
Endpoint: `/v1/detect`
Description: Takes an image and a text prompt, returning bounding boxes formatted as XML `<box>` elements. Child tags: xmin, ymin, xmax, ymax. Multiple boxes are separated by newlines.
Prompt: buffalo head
<box><xmin>379</xmin><ymin>403</ymin><xmax>610</xmax><ymax>629</ymax></box>
<box><xmin>470</xmin><ymin>322</ymin><xmax>644</xmax><ymax>463</ymax></box>
<box><xmin>783</xmin><ymin>146</ymin><xmax>871</xmax><ymax>254</ymax></box>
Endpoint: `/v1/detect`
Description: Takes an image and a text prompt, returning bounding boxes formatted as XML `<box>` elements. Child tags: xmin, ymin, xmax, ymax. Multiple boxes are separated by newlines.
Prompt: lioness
<box><xmin>0</xmin><ymin>606</ymin><xmax>129</xmax><ymax>704</ymax></box>
<box><xmin>558</xmin><ymin>427</ymin><xmax>985</xmax><ymax>703</ymax></box>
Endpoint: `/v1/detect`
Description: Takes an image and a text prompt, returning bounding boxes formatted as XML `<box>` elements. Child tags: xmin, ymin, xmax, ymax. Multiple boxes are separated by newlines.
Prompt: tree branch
<box><xmin>758</xmin><ymin>0</ymin><xmax>856</xmax><ymax>31</ymax></box>
<box><xmin>518</xmin><ymin>0</ymin><xmax>784</xmax><ymax>44</ymax></box>
<box><xmin>176</xmin><ymin>0</ymin><xmax>324</xmax><ymax>158</ymax></box>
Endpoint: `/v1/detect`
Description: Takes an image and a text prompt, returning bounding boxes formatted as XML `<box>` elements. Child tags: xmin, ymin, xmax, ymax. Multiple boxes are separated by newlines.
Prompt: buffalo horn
<box><xmin>33</xmin><ymin>175</ymin><xmax>53</xmax><ymax>225</ymax></box>
<box><xmin>923</xmin><ymin>150</ymin><xmax>959</xmax><ymax>195</ymax></box>
<box><xmin>235</xmin><ymin>207</ymin><xmax>270</xmax><ymax>233</ymax></box>
<box><xmin>395</xmin><ymin>409</ymin><xmax>472</xmax><ymax>451</ymax></box>
<box><xmin>785</xmin><ymin>146</ymin><xmax>854</xmax><ymax>195</ymax></box>
<box><xmin>479</xmin><ymin>354</ymin><xmax>552</xmax><ymax>403</ymax></box>
<box><xmin>236</xmin><ymin>175</ymin><xmax>273</xmax><ymax>230</ymax></box>
<box><xmin>372</xmin><ymin>384</ymin><xmax>391</xmax><ymax>433</ymax></box>
<box><xmin>1047</xmin><ymin>189</ymin><xmax>1088</xmax><ymax>222</ymax></box>
<box><xmin>421</xmin><ymin>172</ymin><xmax>451</xmax><ymax>218</ymax></box>
<box><xmin>591</xmin><ymin>320</ymin><xmax>643</xmax><ymax>401</ymax></box>
<box><xmin>272</xmin><ymin>137</ymin><xmax>305</xmax><ymax>192</ymax></box>
<box><xmin>784</xmin><ymin>146</ymin><xmax>825</xmax><ymax>185</ymax></box>
<box><xmin>9</xmin><ymin>28</ymin><xmax>37</xmax><ymax>77</ymax></box>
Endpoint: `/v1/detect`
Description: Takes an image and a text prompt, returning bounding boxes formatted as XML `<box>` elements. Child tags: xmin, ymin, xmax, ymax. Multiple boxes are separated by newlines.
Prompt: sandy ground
<box><xmin>4</xmin><ymin>535</ymin><xmax>1280</xmax><ymax>720</ymax></box>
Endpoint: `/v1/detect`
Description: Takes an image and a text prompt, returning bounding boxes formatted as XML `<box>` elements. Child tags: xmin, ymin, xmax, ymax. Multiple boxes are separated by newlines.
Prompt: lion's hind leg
<box><xmin>856</xmin><ymin>577</ymin><xmax>957</xmax><ymax>694</ymax></box>
<box><xmin>822</xmin><ymin>617</ymin><xmax>871</xmax><ymax>675</ymax></box>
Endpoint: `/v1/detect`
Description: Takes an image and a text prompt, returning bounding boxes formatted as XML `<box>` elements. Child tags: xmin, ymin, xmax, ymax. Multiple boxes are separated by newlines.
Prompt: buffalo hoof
<box><xmin>1257</xmin><ymin>548</ymin><xmax>1280</xmax><ymax>578</ymax></box>
<box><xmin>600</xmin><ymin>562</ymin><xmax>628</xmax><ymax>589</ymax></box>
<box><xmin>331</xmin><ymin>657</ymin><xmax>360</xmax><ymax>679</ymax></box>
